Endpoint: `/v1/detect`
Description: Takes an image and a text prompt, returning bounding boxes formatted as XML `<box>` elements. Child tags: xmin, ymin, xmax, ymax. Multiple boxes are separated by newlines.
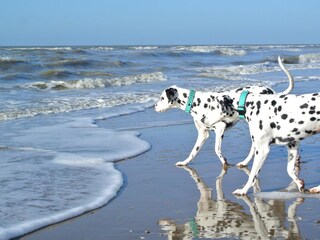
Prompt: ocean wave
<box><xmin>283</xmin><ymin>53</ymin><xmax>320</xmax><ymax>64</ymax></box>
<box><xmin>171</xmin><ymin>46</ymin><xmax>247</xmax><ymax>56</ymax></box>
<box><xmin>129</xmin><ymin>46</ymin><xmax>159</xmax><ymax>50</ymax></box>
<box><xmin>0</xmin><ymin>57</ymin><xmax>27</xmax><ymax>66</ymax></box>
<box><xmin>197</xmin><ymin>62</ymin><xmax>275</xmax><ymax>80</ymax></box>
<box><xmin>0</xmin><ymin>94</ymin><xmax>158</xmax><ymax>121</ymax></box>
<box><xmin>90</xmin><ymin>47</ymin><xmax>114</xmax><ymax>51</ymax></box>
<box><xmin>0</xmin><ymin>73</ymin><xmax>36</xmax><ymax>80</ymax></box>
<box><xmin>22</xmin><ymin>72</ymin><xmax>167</xmax><ymax>90</ymax></box>
<box><xmin>46</xmin><ymin>58</ymin><xmax>93</xmax><ymax>67</ymax></box>
<box><xmin>40</xmin><ymin>69</ymin><xmax>74</xmax><ymax>78</ymax></box>
<box><xmin>5</xmin><ymin>47</ymin><xmax>73</xmax><ymax>51</ymax></box>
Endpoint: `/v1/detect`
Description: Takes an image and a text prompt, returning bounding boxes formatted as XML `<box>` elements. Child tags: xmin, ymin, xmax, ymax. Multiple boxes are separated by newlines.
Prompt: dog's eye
<box><xmin>161</xmin><ymin>97</ymin><xmax>164</xmax><ymax>100</ymax></box>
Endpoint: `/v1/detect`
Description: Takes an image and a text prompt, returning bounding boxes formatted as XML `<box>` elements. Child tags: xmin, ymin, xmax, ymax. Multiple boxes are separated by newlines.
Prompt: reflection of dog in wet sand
<box><xmin>155</xmin><ymin>57</ymin><xmax>294</xmax><ymax>167</ymax></box>
<box><xmin>158</xmin><ymin>166</ymin><xmax>302</xmax><ymax>239</ymax></box>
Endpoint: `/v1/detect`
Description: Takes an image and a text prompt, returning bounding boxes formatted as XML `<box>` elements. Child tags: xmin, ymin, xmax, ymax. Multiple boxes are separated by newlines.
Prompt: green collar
<box><xmin>237</xmin><ymin>90</ymin><xmax>249</xmax><ymax>119</ymax></box>
<box><xmin>185</xmin><ymin>90</ymin><xmax>195</xmax><ymax>113</ymax></box>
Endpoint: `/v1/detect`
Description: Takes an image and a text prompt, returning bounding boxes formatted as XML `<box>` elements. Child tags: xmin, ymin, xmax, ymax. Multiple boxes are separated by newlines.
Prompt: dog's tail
<box><xmin>278</xmin><ymin>56</ymin><xmax>294</xmax><ymax>95</ymax></box>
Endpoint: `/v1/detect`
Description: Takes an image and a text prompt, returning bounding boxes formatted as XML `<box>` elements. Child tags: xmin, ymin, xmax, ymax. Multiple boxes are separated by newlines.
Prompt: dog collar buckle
<box><xmin>185</xmin><ymin>90</ymin><xmax>196</xmax><ymax>113</ymax></box>
<box><xmin>238</xmin><ymin>90</ymin><xmax>249</xmax><ymax>119</ymax></box>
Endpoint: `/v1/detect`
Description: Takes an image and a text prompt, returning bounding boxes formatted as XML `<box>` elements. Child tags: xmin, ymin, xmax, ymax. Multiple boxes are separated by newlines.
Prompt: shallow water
<box><xmin>1</xmin><ymin>45</ymin><xmax>320</xmax><ymax>239</ymax></box>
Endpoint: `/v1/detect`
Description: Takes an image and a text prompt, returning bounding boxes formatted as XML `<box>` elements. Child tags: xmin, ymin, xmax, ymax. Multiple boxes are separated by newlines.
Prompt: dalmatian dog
<box><xmin>155</xmin><ymin>57</ymin><xmax>294</xmax><ymax>167</ymax></box>
<box><xmin>230</xmin><ymin>89</ymin><xmax>320</xmax><ymax>195</ymax></box>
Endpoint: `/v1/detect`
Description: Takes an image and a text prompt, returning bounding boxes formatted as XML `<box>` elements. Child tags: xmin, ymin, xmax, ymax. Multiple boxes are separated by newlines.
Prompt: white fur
<box><xmin>155</xmin><ymin>57</ymin><xmax>294</xmax><ymax>167</ymax></box>
<box><xmin>232</xmin><ymin>92</ymin><xmax>320</xmax><ymax>195</ymax></box>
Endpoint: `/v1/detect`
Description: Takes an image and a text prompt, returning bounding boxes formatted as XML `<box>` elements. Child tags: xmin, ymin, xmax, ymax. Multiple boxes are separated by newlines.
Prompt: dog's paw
<box><xmin>175</xmin><ymin>161</ymin><xmax>188</xmax><ymax>166</ymax></box>
<box><xmin>232</xmin><ymin>188</ymin><xmax>247</xmax><ymax>196</ymax></box>
<box><xmin>236</xmin><ymin>162</ymin><xmax>247</xmax><ymax>168</ymax></box>
<box><xmin>309</xmin><ymin>186</ymin><xmax>320</xmax><ymax>194</ymax></box>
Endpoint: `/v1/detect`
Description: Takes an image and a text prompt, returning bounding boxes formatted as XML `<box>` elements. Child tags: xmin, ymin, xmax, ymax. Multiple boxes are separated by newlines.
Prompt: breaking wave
<box><xmin>283</xmin><ymin>53</ymin><xmax>320</xmax><ymax>64</ymax></box>
<box><xmin>0</xmin><ymin>93</ymin><xmax>158</xmax><ymax>121</ymax></box>
<box><xmin>129</xmin><ymin>46</ymin><xmax>159</xmax><ymax>50</ymax></box>
<box><xmin>197</xmin><ymin>62</ymin><xmax>275</xmax><ymax>80</ymax></box>
<box><xmin>22</xmin><ymin>72</ymin><xmax>167</xmax><ymax>90</ymax></box>
<box><xmin>0</xmin><ymin>57</ymin><xmax>27</xmax><ymax>67</ymax></box>
<box><xmin>171</xmin><ymin>46</ymin><xmax>247</xmax><ymax>56</ymax></box>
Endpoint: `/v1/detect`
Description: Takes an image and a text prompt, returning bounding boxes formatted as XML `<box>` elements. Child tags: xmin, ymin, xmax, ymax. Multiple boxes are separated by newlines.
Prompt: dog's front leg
<box><xmin>213</xmin><ymin>121</ymin><xmax>228</xmax><ymax>166</ymax></box>
<box><xmin>175</xmin><ymin>126</ymin><xmax>209</xmax><ymax>166</ymax></box>
<box><xmin>233</xmin><ymin>142</ymin><xmax>270</xmax><ymax>195</ymax></box>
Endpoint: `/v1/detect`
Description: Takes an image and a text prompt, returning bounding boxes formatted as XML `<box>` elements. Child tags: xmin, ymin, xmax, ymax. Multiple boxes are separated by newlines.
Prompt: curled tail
<box><xmin>278</xmin><ymin>56</ymin><xmax>294</xmax><ymax>94</ymax></box>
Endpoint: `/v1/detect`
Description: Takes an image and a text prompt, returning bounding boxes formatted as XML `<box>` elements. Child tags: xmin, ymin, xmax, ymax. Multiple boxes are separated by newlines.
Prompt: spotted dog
<box><xmin>155</xmin><ymin>57</ymin><xmax>294</xmax><ymax>167</ymax></box>
<box><xmin>230</xmin><ymin>90</ymin><xmax>320</xmax><ymax>195</ymax></box>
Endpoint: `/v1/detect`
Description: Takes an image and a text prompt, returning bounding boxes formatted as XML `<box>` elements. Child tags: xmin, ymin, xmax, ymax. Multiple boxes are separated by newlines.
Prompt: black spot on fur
<box><xmin>204</xmin><ymin>103</ymin><xmax>208</xmax><ymax>108</ymax></box>
<box><xmin>298</xmin><ymin>121</ymin><xmax>304</xmax><ymax>124</ymax></box>
<box><xmin>281</xmin><ymin>114</ymin><xmax>288</xmax><ymax>120</ymax></box>
<box><xmin>275</xmin><ymin>137</ymin><xmax>296</xmax><ymax>148</ymax></box>
<box><xmin>300</xmin><ymin>103</ymin><xmax>308</xmax><ymax>109</ymax></box>
<box><xmin>201</xmin><ymin>115</ymin><xmax>206</xmax><ymax>123</ymax></box>
<box><xmin>270</xmin><ymin>122</ymin><xmax>276</xmax><ymax>129</ymax></box>
<box><xmin>257</xmin><ymin>101</ymin><xmax>261</xmax><ymax>109</ymax></box>
<box><xmin>259</xmin><ymin>120</ymin><xmax>263</xmax><ymax>130</ymax></box>
<box><xmin>289</xmin><ymin>118</ymin><xmax>294</xmax><ymax>123</ymax></box>
<box><xmin>271</xmin><ymin>100</ymin><xmax>277</xmax><ymax>106</ymax></box>
<box><xmin>183</xmin><ymin>93</ymin><xmax>187</xmax><ymax>98</ymax></box>
<box><xmin>165</xmin><ymin>88</ymin><xmax>177</xmax><ymax>103</ymax></box>
<box><xmin>260</xmin><ymin>88</ymin><xmax>274</xmax><ymax>94</ymax></box>
<box><xmin>310</xmin><ymin>117</ymin><xmax>316</xmax><ymax>121</ymax></box>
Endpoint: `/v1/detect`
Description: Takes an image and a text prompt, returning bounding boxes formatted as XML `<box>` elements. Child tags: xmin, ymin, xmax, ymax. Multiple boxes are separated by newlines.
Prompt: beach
<box><xmin>1</xmin><ymin>45</ymin><xmax>320</xmax><ymax>239</ymax></box>
<box><xmin>20</xmin><ymin>81</ymin><xmax>320</xmax><ymax>240</ymax></box>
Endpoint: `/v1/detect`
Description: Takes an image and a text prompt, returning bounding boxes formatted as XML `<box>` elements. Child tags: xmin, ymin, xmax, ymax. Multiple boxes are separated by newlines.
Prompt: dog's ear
<box><xmin>165</xmin><ymin>88</ymin><xmax>178</xmax><ymax>102</ymax></box>
<box><xmin>218</xmin><ymin>95</ymin><xmax>234</xmax><ymax>113</ymax></box>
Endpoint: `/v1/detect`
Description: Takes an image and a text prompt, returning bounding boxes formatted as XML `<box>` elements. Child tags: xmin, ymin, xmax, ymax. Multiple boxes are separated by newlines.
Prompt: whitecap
<box><xmin>22</xmin><ymin>72</ymin><xmax>168</xmax><ymax>90</ymax></box>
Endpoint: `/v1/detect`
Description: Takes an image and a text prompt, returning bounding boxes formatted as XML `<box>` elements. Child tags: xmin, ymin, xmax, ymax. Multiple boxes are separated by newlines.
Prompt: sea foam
<box><xmin>0</xmin><ymin>114</ymin><xmax>150</xmax><ymax>240</ymax></box>
<box><xmin>23</xmin><ymin>72</ymin><xmax>167</xmax><ymax>90</ymax></box>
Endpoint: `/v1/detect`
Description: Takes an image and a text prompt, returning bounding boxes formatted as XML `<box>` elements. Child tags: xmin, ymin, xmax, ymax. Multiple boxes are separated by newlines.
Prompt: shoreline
<box><xmin>19</xmin><ymin>81</ymin><xmax>320</xmax><ymax>239</ymax></box>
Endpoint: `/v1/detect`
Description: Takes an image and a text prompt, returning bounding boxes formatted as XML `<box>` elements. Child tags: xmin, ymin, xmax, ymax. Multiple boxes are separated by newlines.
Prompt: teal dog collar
<box><xmin>237</xmin><ymin>90</ymin><xmax>249</xmax><ymax>119</ymax></box>
<box><xmin>185</xmin><ymin>90</ymin><xmax>195</xmax><ymax>113</ymax></box>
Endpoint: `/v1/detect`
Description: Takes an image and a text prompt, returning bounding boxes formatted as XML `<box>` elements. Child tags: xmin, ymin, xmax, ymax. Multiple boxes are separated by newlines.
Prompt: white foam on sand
<box><xmin>0</xmin><ymin>111</ymin><xmax>151</xmax><ymax>240</ymax></box>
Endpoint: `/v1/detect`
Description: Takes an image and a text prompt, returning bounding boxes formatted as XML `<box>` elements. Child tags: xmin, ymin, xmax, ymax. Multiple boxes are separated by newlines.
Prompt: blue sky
<box><xmin>0</xmin><ymin>0</ymin><xmax>319</xmax><ymax>46</ymax></box>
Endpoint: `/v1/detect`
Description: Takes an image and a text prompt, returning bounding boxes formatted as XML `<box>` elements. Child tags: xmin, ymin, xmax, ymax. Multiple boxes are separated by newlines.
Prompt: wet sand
<box><xmin>20</xmin><ymin>82</ymin><xmax>320</xmax><ymax>239</ymax></box>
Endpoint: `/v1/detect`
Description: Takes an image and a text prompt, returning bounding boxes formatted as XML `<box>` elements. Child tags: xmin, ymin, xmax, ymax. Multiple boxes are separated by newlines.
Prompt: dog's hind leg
<box><xmin>233</xmin><ymin>141</ymin><xmax>270</xmax><ymax>195</ymax></box>
<box><xmin>236</xmin><ymin>144</ymin><xmax>254</xmax><ymax>168</ymax></box>
<box><xmin>175</xmin><ymin>124</ymin><xmax>209</xmax><ymax>166</ymax></box>
<box><xmin>213</xmin><ymin>121</ymin><xmax>228</xmax><ymax>166</ymax></box>
<box><xmin>287</xmin><ymin>146</ymin><xmax>305</xmax><ymax>192</ymax></box>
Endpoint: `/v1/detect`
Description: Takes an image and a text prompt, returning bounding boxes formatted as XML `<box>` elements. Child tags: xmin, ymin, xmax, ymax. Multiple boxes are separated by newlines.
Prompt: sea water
<box><xmin>1</xmin><ymin>45</ymin><xmax>320</xmax><ymax>239</ymax></box>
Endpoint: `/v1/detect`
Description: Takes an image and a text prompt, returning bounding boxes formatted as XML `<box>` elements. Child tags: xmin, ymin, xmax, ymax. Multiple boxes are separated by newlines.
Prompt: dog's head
<box><xmin>155</xmin><ymin>86</ymin><xmax>179</xmax><ymax>112</ymax></box>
